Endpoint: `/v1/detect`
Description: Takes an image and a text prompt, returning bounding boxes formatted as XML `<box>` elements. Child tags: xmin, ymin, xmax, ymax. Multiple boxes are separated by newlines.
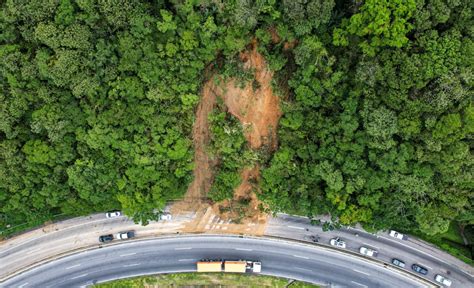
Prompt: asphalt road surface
<box><xmin>1</xmin><ymin>212</ymin><xmax>473</xmax><ymax>287</ymax></box>
<box><xmin>0</xmin><ymin>212</ymin><xmax>188</xmax><ymax>280</ymax></box>
<box><xmin>267</xmin><ymin>214</ymin><xmax>474</xmax><ymax>287</ymax></box>
<box><xmin>2</xmin><ymin>235</ymin><xmax>431</xmax><ymax>288</ymax></box>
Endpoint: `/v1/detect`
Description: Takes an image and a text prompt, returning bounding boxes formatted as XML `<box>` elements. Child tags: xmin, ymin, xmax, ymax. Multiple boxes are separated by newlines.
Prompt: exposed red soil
<box><xmin>173</xmin><ymin>39</ymin><xmax>280</xmax><ymax>235</ymax></box>
<box><xmin>268</xmin><ymin>26</ymin><xmax>281</xmax><ymax>44</ymax></box>
<box><xmin>171</xmin><ymin>80</ymin><xmax>218</xmax><ymax>214</ymax></box>
<box><xmin>221</xmin><ymin>39</ymin><xmax>281</xmax><ymax>150</ymax></box>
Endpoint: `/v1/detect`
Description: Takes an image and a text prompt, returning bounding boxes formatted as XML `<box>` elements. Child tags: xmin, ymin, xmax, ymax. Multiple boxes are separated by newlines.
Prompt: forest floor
<box><xmin>171</xmin><ymin>39</ymin><xmax>281</xmax><ymax>235</ymax></box>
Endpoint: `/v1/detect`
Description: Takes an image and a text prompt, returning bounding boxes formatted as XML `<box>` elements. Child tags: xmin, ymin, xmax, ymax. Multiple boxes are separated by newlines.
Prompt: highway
<box><xmin>267</xmin><ymin>214</ymin><xmax>474</xmax><ymax>287</ymax></box>
<box><xmin>1</xmin><ymin>235</ymin><xmax>429</xmax><ymax>288</ymax></box>
<box><xmin>1</xmin><ymin>212</ymin><xmax>473</xmax><ymax>287</ymax></box>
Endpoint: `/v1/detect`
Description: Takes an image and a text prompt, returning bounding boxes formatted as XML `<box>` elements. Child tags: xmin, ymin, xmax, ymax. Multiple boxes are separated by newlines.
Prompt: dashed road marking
<box><xmin>178</xmin><ymin>259</ymin><xmax>196</xmax><ymax>262</ymax></box>
<box><xmin>120</xmin><ymin>252</ymin><xmax>136</xmax><ymax>257</ymax></box>
<box><xmin>419</xmin><ymin>263</ymin><xmax>433</xmax><ymax>270</ymax></box>
<box><xmin>287</xmin><ymin>225</ymin><xmax>305</xmax><ymax>230</ymax></box>
<box><xmin>235</xmin><ymin>248</ymin><xmax>253</xmax><ymax>251</ymax></box>
<box><xmin>174</xmin><ymin>247</ymin><xmax>192</xmax><ymax>250</ymax></box>
<box><xmin>293</xmin><ymin>255</ymin><xmax>309</xmax><ymax>259</ymax></box>
<box><xmin>123</xmin><ymin>263</ymin><xmax>140</xmax><ymax>267</ymax></box>
<box><xmin>18</xmin><ymin>283</ymin><xmax>28</xmax><ymax>288</ymax></box>
<box><xmin>353</xmin><ymin>269</ymin><xmax>370</xmax><ymax>276</ymax></box>
<box><xmin>65</xmin><ymin>264</ymin><xmax>81</xmax><ymax>270</ymax></box>
<box><xmin>351</xmin><ymin>281</ymin><xmax>368</xmax><ymax>287</ymax></box>
<box><xmin>363</xmin><ymin>243</ymin><xmax>379</xmax><ymax>250</ymax></box>
<box><xmin>70</xmin><ymin>273</ymin><xmax>88</xmax><ymax>280</ymax></box>
<box><xmin>294</xmin><ymin>267</ymin><xmax>312</xmax><ymax>272</ymax></box>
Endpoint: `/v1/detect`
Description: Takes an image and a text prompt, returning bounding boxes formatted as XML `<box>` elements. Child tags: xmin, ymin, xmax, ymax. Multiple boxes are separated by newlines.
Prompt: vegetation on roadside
<box><xmin>94</xmin><ymin>273</ymin><xmax>317</xmax><ymax>288</ymax></box>
<box><xmin>411</xmin><ymin>222</ymin><xmax>473</xmax><ymax>265</ymax></box>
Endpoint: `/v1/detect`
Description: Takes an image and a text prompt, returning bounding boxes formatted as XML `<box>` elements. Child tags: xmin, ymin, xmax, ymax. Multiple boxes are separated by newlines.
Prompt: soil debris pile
<box><xmin>173</xmin><ymin>39</ymin><xmax>281</xmax><ymax>234</ymax></box>
<box><xmin>221</xmin><ymin>39</ymin><xmax>281</xmax><ymax>150</ymax></box>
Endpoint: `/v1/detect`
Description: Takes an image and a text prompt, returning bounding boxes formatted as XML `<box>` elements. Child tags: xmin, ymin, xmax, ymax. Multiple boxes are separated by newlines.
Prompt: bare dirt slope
<box><xmin>172</xmin><ymin>39</ymin><xmax>281</xmax><ymax>235</ymax></box>
<box><xmin>172</xmin><ymin>81</ymin><xmax>219</xmax><ymax>213</ymax></box>
<box><xmin>221</xmin><ymin>39</ymin><xmax>281</xmax><ymax>150</ymax></box>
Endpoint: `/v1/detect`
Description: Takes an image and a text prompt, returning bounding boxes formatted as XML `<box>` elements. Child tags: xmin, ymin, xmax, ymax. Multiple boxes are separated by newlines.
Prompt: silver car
<box><xmin>330</xmin><ymin>237</ymin><xmax>346</xmax><ymax>249</ymax></box>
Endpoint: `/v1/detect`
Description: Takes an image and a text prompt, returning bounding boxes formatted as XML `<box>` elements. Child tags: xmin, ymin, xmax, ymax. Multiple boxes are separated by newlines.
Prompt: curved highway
<box><xmin>2</xmin><ymin>235</ymin><xmax>429</xmax><ymax>288</ymax></box>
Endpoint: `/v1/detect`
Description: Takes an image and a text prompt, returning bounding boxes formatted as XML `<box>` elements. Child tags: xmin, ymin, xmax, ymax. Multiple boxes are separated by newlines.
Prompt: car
<box><xmin>391</xmin><ymin>258</ymin><xmax>406</xmax><ymax>268</ymax></box>
<box><xmin>105</xmin><ymin>211</ymin><xmax>122</xmax><ymax>218</ymax></box>
<box><xmin>116</xmin><ymin>231</ymin><xmax>135</xmax><ymax>240</ymax></box>
<box><xmin>389</xmin><ymin>230</ymin><xmax>407</xmax><ymax>240</ymax></box>
<box><xmin>411</xmin><ymin>264</ymin><xmax>428</xmax><ymax>275</ymax></box>
<box><xmin>160</xmin><ymin>213</ymin><xmax>172</xmax><ymax>221</ymax></box>
<box><xmin>329</xmin><ymin>237</ymin><xmax>346</xmax><ymax>248</ymax></box>
<box><xmin>309</xmin><ymin>235</ymin><xmax>320</xmax><ymax>243</ymax></box>
<box><xmin>435</xmin><ymin>274</ymin><xmax>452</xmax><ymax>287</ymax></box>
<box><xmin>99</xmin><ymin>234</ymin><xmax>114</xmax><ymax>243</ymax></box>
<box><xmin>359</xmin><ymin>246</ymin><xmax>378</xmax><ymax>257</ymax></box>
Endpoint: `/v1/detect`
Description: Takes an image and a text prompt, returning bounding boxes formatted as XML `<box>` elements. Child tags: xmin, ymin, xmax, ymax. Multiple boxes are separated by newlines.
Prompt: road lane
<box><xmin>2</xmin><ymin>236</ymin><xmax>428</xmax><ymax>288</ymax></box>
<box><xmin>266</xmin><ymin>214</ymin><xmax>474</xmax><ymax>287</ymax></box>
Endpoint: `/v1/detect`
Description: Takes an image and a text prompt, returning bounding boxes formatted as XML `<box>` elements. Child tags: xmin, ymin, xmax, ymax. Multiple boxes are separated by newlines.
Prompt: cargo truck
<box><xmin>196</xmin><ymin>260</ymin><xmax>261</xmax><ymax>273</ymax></box>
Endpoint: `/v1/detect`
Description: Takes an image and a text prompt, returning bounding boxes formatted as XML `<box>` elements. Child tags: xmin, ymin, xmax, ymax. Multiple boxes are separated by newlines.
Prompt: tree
<box><xmin>333</xmin><ymin>0</ymin><xmax>416</xmax><ymax>56</ymax></box>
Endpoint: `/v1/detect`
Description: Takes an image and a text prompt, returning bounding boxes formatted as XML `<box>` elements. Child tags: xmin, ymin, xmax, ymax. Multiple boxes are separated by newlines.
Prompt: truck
<box><xmin>196</xmin><ymin>260</ymin><xmax>261</xmax><ymax>273</ymax></box>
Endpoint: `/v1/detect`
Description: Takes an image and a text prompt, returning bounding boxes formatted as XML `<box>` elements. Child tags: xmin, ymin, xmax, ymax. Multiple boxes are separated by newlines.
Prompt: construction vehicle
<box><xmin>196</xmin><ymin>260</ymin><xmax>261</xmax><ymax>273</ymax></box>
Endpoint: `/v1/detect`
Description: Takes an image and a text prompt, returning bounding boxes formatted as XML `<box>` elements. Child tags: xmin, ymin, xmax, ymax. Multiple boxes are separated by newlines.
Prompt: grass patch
<box><xmin>95</xmin><ymin>273</ymin><xmax>318</xmax><ymax>288</ymax></box>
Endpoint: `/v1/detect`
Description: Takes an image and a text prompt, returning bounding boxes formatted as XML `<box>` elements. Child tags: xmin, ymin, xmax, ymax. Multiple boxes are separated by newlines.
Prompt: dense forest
<box><xmin>0</xmin><ymin>0</ymin><xmax>472</xmax><ymax>240</ymax></box>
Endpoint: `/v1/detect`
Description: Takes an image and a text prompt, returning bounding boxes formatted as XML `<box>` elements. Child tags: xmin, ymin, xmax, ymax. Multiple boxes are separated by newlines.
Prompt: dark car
<box><xmin>392</xmin><ymin>258</ymin><xmax>406</xmax><ymax>268</ymax></box>
<box><xmin>99</xmin><ymin>234</ymin><xmax>114</xmax><ymax>243</ymax></box>
<box><xmin>411</xmin><ymin>264</ymin><xmax>428</xmax><ymax>275</ymax></box>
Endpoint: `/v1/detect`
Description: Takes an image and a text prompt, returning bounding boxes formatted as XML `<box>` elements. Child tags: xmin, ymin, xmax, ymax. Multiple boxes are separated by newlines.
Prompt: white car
<box><xmin>435</xmin><ymin>274</ymin><xmax>452</xmax><ymax>287</ymax></box>
<box><xmin>105</xmin><ymin>211</ymin><xmax>121</xmax><ymax>218</ymax></box>
<box><xmin>359</xmin><ymin>246</ymin><xmax>378</xmax><ymax>257</ymax></box>
<box><xmin>116</xmin><ymin>231</ymin><xmax>135</xmax><ymax>240</ymax></box>
<box><xmin>329</xmin><ymin>238</ymin><xmax>346</xmax><ymax>249</ymax></box>
<box><xmin>389</xmin><ymin>230</ymin><xmax>407</xmax><ymax>240</ymax></box>
<box><xmin>160</xmin><ymin>213</ymin><xmax>172</xmax><ymax>221</ymax></box>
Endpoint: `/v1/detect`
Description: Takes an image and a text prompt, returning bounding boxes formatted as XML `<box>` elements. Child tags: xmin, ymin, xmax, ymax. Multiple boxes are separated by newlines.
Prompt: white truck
<box><xmin>197</xmin><ymin>260</ymin><xmax>261</xmax><ymax>273</ymax></box>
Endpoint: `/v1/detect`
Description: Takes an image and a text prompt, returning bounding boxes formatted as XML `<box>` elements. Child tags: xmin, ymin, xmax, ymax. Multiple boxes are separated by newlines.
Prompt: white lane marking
<box><xmin>174</xmin><ymin>247</ymin><xmax>192</xmax><ymax>250</ymax></box>
<box><xmin>70</xmin><ymin>273</ymin><xmax>88</xmax><ymax>280</ymax></box>
<box><xmin>26</xmin><ymin>249</ymin><xmax>41</xmax><ymax>255</ymax></box>
<box><xmin>351</xmin><ymin>281</ymin><xmax>368</xmax><ymax>288</ymax></box>
<box><xmin>287</xmin><ymin>225</ymin><xmax>305</xmax><ymax>230</ymax></box>
<box><xmin>419</xmin><ymin>263</ymin><xmax>433</xmax><ymax>270</ymax></box>
<box><xmin>120</xmin><ymin>252</ymin><xmax>136</xmax><ymax>257</ymax></box>
<box><xmin>363</xmin><ymin>243</ymin><xmax>379</xmax><ymax>250</ymax></box>
<box><xmin>178</xmin><ymin>259</ymin><xmax>196</xmax><ymax>262</ymax></box>
<box><xmin>353</xmin><ymin>269</ymin><xmax>370</xmax><ymax>276</ymax></box>
<box><xmin>294</xmin><ymin>267</ymin><xmax>312</xmax><ymax>272</ymax></box>
<box><xmin>293</xmin><ymin>255</ymin><xmax>309</xmax><ymax>259</ymax></box>
<box><xmin>235</xmin><ymin>248</ymin><xmax>253</xmax><ymax>251</ymax></box>
<box><xmin>65</xmin><ymin>264</ymin><xmax>81</xmax><ymax>270</ymax></box>
<box><xmin>123</xmin><ymin>263</ymin><xmax>140</xmax><ymax>267</ymax></box>
<box><xmin>18</xmin><ymin>283</ymin><xmax>28</xmax><ymax>288</ymax></box>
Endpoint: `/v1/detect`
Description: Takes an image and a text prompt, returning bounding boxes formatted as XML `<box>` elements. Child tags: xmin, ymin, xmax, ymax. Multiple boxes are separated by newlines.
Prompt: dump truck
<box><xmin>196</xmin><ymin>260</ymin><xmax>261</xmax><ymax>273</ymax></box>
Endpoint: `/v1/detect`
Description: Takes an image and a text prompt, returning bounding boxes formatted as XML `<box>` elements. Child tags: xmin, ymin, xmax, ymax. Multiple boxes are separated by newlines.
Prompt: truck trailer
<box><xmin>196</xmin><ymin>260</ymin><xmax>261</xmax><ymax>273</ymax></box>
